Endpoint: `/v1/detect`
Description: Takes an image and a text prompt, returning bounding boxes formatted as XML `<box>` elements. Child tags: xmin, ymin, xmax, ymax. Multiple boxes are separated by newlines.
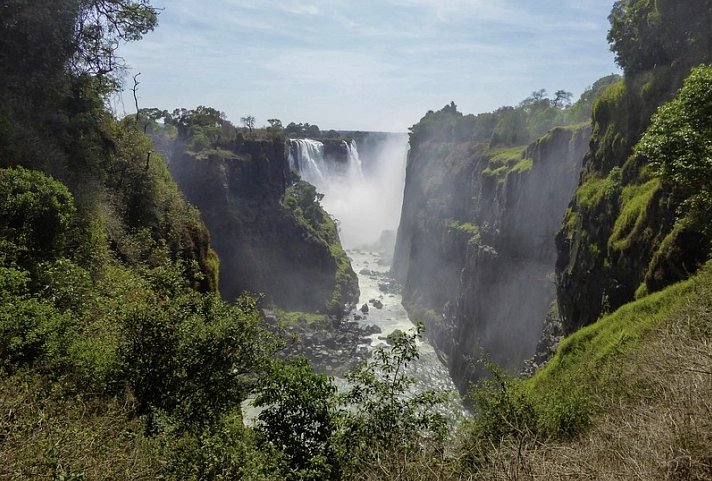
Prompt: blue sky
<box><xmin>116</xmin><ymin>0</ymin><xmax>619</xmax><ymax>132</ymax></box>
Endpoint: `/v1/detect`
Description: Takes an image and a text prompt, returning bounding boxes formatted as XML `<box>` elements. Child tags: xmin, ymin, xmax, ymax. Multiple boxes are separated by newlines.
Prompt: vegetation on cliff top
<box><xmin>408</xmin><ymin>75</ymin><xmax>618</xmax><ymax>150</ymax></box>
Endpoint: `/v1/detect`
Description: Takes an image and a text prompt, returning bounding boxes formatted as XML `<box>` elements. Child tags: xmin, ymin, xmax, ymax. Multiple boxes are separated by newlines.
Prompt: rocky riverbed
<box><xmin>264</xmin><ymin>311</ymin><xmax>382</xmax><ymax>377</ymax></box>
<box><xmin>263</xmin><ymin>248</ymin><xmax>463</xmax><ymax>401</ymax></box>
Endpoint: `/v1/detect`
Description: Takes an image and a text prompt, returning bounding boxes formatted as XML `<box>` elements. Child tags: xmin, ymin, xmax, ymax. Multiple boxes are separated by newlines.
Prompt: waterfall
<box><xmin>288</xmin><ymin>135</ymin><xmax>408</xmax><ymax>249</ymax></box>
<box><xmin>343</xmin><ymin>140</ymin><xmax>365</xmax><ymax>181</ymax></box>
<box><xmin>288</xmin><ymin>138</ymin><xmax>327</xmax><ymax>185</ymax></box>
<box><xmin>288</xmin><ymin>138</ymin><xmax>364</xmax><ymax>184</ymax></box>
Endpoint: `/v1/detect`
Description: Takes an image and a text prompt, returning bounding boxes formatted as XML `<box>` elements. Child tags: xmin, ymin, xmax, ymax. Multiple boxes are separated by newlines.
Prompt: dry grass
<box><xmin>472</xmin><ymin>279</ymin><xmax>712</xmax><ymax>481</ymax></box>
<box><xmin>0</xmin><ymin>374</ymin><xmax>162</xmax><ymax>481</ymax></box>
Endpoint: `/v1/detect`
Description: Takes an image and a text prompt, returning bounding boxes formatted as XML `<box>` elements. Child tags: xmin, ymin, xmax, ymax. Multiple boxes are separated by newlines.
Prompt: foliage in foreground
<box><xmin>254</xmin><ymin>322</ymin><xmax>451</xmax><ymax>481</ymax></box>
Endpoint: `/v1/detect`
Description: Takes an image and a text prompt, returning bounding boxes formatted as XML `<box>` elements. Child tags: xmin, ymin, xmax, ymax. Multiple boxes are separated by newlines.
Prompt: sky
<box><xmin>116</xmin><ymin>0</ymin><xmax>620</xmax><ymax>132</ymax></box>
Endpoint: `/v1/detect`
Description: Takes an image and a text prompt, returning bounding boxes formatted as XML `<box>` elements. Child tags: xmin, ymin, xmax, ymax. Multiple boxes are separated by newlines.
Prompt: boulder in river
<box><xmin>369</xmin><ymin>298</ymin><xmax>384</xmax><ymax>309</ymax></box>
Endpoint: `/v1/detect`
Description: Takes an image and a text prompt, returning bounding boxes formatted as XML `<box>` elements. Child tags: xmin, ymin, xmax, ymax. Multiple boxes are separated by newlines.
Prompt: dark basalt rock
<box><xmin>369</xmin><ymin>298</ymin><xmax>384</xmax><ymax>309</ymax></box>
<box><xmin>393</xmin><ymin>125</ymin><xmax>591</xmax><ymax>393</ymax></box>
<box><xmin>167</xmin><ymin>139</ymin><xmax>359</xmax><ymax>314</ymax></box>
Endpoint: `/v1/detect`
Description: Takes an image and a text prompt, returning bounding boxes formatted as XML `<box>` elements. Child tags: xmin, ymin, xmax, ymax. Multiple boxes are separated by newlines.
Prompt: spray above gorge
<box><xmin>288</xmin><ymin>134</ymin><xmax>409</xmax><ymax>250</ymax></box>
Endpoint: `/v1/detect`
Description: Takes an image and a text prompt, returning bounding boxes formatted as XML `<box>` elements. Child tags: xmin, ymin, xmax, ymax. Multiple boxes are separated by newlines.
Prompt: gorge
<box><xmin>2</xmin><ymin>0</ymin><xmax>711</xmax><ymax>478</ymax></box>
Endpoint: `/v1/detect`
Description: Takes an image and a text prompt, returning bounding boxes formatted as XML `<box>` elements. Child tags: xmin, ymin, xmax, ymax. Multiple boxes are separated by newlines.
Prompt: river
<box><xmin>347</xmin><ymin>248</ymin><xmax>461</xmax><ymax>396</ymax></box>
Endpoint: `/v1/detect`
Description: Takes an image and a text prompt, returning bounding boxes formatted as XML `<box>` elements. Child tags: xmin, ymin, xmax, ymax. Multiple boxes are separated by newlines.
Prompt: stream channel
<box><xmin>347</xmin><ymin>248</ymin><xmax>461</xmax><ymax>398</ymax></box>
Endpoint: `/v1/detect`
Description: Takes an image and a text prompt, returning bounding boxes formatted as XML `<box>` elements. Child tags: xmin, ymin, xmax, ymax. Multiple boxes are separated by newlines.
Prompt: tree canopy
<box><xmin>636</xmin><ymin>65</ymin><xmax>712</xmax><ymax>226</ymax></box>
<box><xmin>608</xmin><ymin>0</ymin><xmax>712</xmax><ymax>74</ymax></box>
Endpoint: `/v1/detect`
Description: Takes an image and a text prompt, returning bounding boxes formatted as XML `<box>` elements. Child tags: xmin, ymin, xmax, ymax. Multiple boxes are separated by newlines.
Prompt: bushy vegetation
<box><xmin>608</xmin><ymin>0</ymin><xmax>712</xmax><ymax>75</ymax></box>
<box><xmin>255</xmin><ymin>323</ymin><xmax>451</xmax><ymax>481</ymax></box>
<box><xmin>282</xmin><ymin>177</ymin><xmax>359</xmax><ymax>315</ymax></box>
<box><xmin>408</xmin><ymin>77</ymin><xmax>619</xmax><ymax>149</ymax></box>
<box><xmin>636</xmin><ymin>65</ymin><xmax>712</xmax><ymax>231</ymax></box>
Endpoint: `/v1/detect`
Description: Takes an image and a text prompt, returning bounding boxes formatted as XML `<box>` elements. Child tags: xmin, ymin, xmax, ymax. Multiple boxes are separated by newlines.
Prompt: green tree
<box><xmin>117</xmin><ymin>258</ymin><xmax>277</xmax><ymax>428</ymax></box>
<box><xmin>608</xmin><ymin>0</ymin><xmax>712</xmax><ymax>75</ymax></box>
<box><xmin>255</xmin><ymin>358</ymin><xmax>339</xmax><ymax>480</ymax></box>
<box><xmin>340</xmin><ymin>322</ymin><xmax>449</xmax><ymax>467</ymax></box>
<box><xmin>70</xmin><ymin>0</ymin><xmax>159</xmax><ymax>87</ymax></box>
<box><xmin>0</xmin><ymin>167</ymin><xmax>76</xmax><ymax>266</ymax></box>
<box><xmin>635</xmin><ymin>65</ymin><xmax>712</xmax><ymax>228</ymax></box>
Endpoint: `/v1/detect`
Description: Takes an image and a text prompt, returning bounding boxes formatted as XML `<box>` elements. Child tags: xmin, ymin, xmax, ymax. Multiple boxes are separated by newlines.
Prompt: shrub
<box><xmin>255</xmin><ymin>358</ymin><xmax>339</xmax><ymax>481</ymax></box>
<box><xmin>635</xmin><ymin>65</ymin><xmax>712</xmax><ymax>230</ymax></box>
<box><xmin>0</xmin><ymin>166</ymin><xmax>76</xmax><ymax>265</ymax></box>
<box><xmin>0</xmin><ymin>267</ymin><xmax>76</xmax><ymax>372</ymax></box>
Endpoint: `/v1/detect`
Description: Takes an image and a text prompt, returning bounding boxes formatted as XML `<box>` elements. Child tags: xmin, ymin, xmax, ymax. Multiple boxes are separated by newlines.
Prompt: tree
<box><xmin>254</xmin><ymin>323</ymin><xmax>451</xmax><ymax>479</ymax></box>
<box><xmin>241</xmin><ymin>115</ymin><xmax>256</xmax><ymax>132</ymax></box>
<box><xmin>340</xmin><ymin>322</ymin><xmax>449</xmax><ymax>467</ymax></box>
<box><xmin>267</xmin><ymin>118</ymin><xmax>283</xmax><ymax>130</ymax></box>
<box><xmin>0</xmin><ymin>166</ymin><xmax>77</xmax><ymax>265</ymax></box>
<box><xmin>70</xmin><ymin>0</ymin><xmax>159</xmax><ymax>87</ymax></box>
<box><xmin>607</xmin><ymin>0</ymin><xmax>712</xmax><ymax>75</ymax></box>
<box><xmin>255</xmin><ymin>358</ymin><xmax>339</xmax><ymax>480</ymax></box>
<box><xmin>554</xmin><ymin>90</ymin><xmax>573</xmax><ymax>108</ymax></box>
<box><xmin>635</xmin><ymin>65</ymin><xmax>712</xmax><ymax>227</ymax></box>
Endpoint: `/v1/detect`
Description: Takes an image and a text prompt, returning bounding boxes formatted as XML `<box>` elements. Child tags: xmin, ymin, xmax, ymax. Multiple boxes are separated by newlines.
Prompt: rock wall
<box><xmin>556</xmin><ymin>0</ymin><xmax>712</xmax><ymax>333</ymax></box>
<box><xmin>394</xmin><ymin>125</ymin><xmax>590</xmax><ymax>391</ymax></box>
<box><xmin>168</xmin><ymin>139</ymin><xmax>358</xmax><ymax>313</ymax></box>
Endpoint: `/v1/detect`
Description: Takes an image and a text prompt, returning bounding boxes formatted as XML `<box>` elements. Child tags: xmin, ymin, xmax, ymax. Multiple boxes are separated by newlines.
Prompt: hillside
<box><xmin>556</xmin><ymin>0</ymin><xmax>712</xmax><ymax>332</ymax></box>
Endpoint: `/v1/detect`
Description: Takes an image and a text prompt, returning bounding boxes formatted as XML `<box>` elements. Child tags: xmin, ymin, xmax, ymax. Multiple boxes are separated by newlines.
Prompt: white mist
<box><xmin>289</xmin><ymin>134</ymin><xmax>409</xmax><ymax>250</ymax></box>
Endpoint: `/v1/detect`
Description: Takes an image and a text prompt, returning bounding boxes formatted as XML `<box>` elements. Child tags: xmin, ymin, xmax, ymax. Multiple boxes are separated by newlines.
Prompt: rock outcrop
<box><xmin>168</xmin><ymin>139</ymin><xmax>359</xmax><ymax>314</ymax></box>
<box><xmin>393</xmin><ymin>125</ymin><xmax>590</xmax><ymax>392</ymax></box>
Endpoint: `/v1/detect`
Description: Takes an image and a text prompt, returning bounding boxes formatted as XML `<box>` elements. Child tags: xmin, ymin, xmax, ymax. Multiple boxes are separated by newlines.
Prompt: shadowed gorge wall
<box><xmin>394</xmin><ymin>124</ymin><xmax>590</xmax><ymax>391</ymax></box>
<box><xmin>167</xmin><ymin>139</ymin><xmax>358</xmax><ymax>313</ymax></box>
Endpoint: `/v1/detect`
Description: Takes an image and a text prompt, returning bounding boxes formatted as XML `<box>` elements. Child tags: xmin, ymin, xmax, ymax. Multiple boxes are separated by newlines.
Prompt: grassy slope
<box><xmin>469</xmin><ymin>263</ymin><xmax>712</xmax><ymax>480</ymax></box>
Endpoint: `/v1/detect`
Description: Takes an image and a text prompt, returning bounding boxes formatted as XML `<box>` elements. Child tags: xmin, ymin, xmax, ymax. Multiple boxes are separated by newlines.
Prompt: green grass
<box><xmin>530</xmin><ymin>272</ymin><xmax>694</xmax><ymax>389</ymax></box>
<box><xmin>608</xmin><ymin>178</ymin><xmax>661</xmax><ymax>251</ymax></box>
<box><xmin>272</xmin><ymin>308</ymin><xmax>328</xmax><ymax>326</ymax></box>
<box><xmin>481</xmin><ymin>146</ymin><xmax>530</xmax><ymax>183</ymax></box>
<box><xmin>511</xmin><ymin>157</ymin><xmax>533</xmax><ymax>173</ymax></box>
<box><xmin>524</xmin><ymin>266</ymin><xmax>702</xmax><ymax>437</ymax></box>
<box><xmin>447</xmin><ymin>219</ymin><xmax>482</xmax><ymax>248</ymax></box>
<box><xmin>575</xmin><ymin>167</ymin><xmax>622</xmax><ymax>211</ymax></box>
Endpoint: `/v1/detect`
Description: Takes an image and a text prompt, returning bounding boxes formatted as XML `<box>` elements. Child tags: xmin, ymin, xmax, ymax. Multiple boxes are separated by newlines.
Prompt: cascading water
<box><xmin>343</xmin><ymin>139</ymin><xmax>365</xmax><ymax>181</ymax></box>
<box><xmin>288</xmin><ymin>138</ymin><xmax>328</xmax><ymax>185</ymax></box>
<box><xmin>288</xmin><ymin>136</ymin><xmax>405</xmax><ymax>249</ymax></box>
<box><xmin>288</xmin><ymin>134</ymin><xmax>461</xmax><ymax>412</ymax></box>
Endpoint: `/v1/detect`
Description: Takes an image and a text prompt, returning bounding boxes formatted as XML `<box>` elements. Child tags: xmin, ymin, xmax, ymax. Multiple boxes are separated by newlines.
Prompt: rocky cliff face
<box><xmin>168</xmin><ymin>139</ymin><xmax>358</xmax><ymax>314</ymax></box>
<box><xmin>556</xmin><ymin>1</ymin><xmax>712</xmax><ymax>334</ymax></box>
<box><xmin>394</xmin><ymin>125</ymin><xmax>590</xmax><ymax>391</ymax></box>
